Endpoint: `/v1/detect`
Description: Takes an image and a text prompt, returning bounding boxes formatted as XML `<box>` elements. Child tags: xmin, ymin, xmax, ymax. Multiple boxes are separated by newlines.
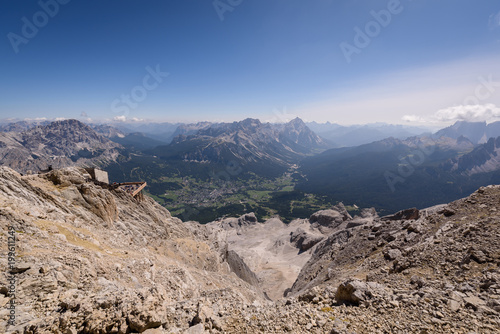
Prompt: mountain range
<box><xmin>2</xmin><ymin>118</ymin><xmax>500</xmax><ymax>222</ymax></box>
<box><xmin>84</xmin><ymin>120</ymin><xmax>434</xmax><ymax>148</ymax></box>
<box><xmin>0</xmin><ymin>119</ymin><xmax>121</xmax><ymax>174</ymax></box>
<box><xmin>306</xmin><ymin>122</ymin><xmax>432</xmax><ymax>147</ymax></box>
<box><xmin>149</xmin><ymin>117</ymin><xmax>328</xmax><ymax>177</ymax></box>
<box><xmin>296</xmin><ymin>134</ymin><xmax>500</xmax><ymax>214</ymax></box>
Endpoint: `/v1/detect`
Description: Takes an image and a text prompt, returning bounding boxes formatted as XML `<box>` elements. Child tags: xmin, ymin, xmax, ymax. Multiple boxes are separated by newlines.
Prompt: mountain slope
<box><xmin>296</xmin><ymin>136</ymin><xmax>484</xmax><ymax>213</ymax></box>
<box><xmin>0</xmin><ymin>120</ymin><xmax>51</xmax><ymax>133</ymax></box>
<box><xmin>307</xmin><ymin>122</ymin><xmax>430</xmax><ymax>147</ymax></box>
<box><xmin>2</xmin><ymin>166</ymin><xmax>499</xmax><ymax>333</ymax></box>
<box><xmin>434</xmin><ymin>121</ymin><xmax>500</xmax><ymax>144</ymax></box>
<box><xmin>285</xmin><ymin>186</ymin><xmax>500</xmax><ymax>333</ymax></box>
<box><xmin>0</xmin><ymin>166</ymin><xmax>265</xmax><ymax>333</ymax></box>
<box><xmin>444</xmin><ymin>136</ymin><xmax>500</xmax><ymax>175</ymax></box>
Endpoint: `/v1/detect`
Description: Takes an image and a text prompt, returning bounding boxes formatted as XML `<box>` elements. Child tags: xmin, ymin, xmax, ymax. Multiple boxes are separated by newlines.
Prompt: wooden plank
<box><xmin>131</xmin><ymin>182</ymin><xmax>147</xmax><ymax>197</ymax></box>
<box><xmin>116</xmin><ymin>182</ymin><xmax>146</xmax><ymax>186</ymax></box>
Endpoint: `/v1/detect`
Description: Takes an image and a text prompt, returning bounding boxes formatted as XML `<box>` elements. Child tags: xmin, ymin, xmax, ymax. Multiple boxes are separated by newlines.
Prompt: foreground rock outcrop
<box><xmin>1</xmin><ymin>166</ymin><xmax>500</xmax><ymax>333</ymax></box>
<box><xmin>0</xmin><ymin>167</ymin><xmax>265</xmax><ymax>333</ymax></box>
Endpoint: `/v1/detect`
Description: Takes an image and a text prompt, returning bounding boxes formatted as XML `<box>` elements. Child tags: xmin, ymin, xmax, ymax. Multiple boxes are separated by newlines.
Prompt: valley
<box><xmin>108</xmin><ymin>157</ymin><xmax>338</xmax><ymax>223</ymax></box>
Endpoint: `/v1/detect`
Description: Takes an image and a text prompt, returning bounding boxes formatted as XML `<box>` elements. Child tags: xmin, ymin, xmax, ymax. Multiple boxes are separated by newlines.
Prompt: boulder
<box><xmin>78</xmin><ymin>183</ymin><xmax>118</xmax><ymax>224</ymax></box>
<box><xmin>43</xmin><ymin>167</ymin><xmax>89</xmax><ymax>187</ymax></box>
<box><xmin>384</xmin><ymin>249</ymin><xmax>402</xmax><ymax>261</ymax></box>
<box><xmin>464</xmin><ymin>296</ymin><xmax>486</xmax><ymax>311</ymax></box>
<box><xmin>335</xmin><ymin>279</ymin><xmax>389</xmax><ymax>306</ymax></box>
<box><xmin>10</xmin><ymin>263</ymin><xmax>32</xmax><ymax>274</ymax></box>
<box><xmin>310</xmin><ymin>210</ymin><xmax>344</xmax><ymax>228</ymax></box>
<box><xmin>290</xmin><ymin>228</ymin><xmax>324</xmax><ymax>252</ymax></box>
<box><xmin>184</xmin><ymin>324</ymin><xmax>206</xmax><ymax>334</ymax></box>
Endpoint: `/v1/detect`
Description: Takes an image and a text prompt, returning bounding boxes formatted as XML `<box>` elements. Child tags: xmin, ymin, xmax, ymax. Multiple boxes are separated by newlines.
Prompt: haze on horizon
<box><xmin>1</xmin><ymin>0</ymin><xmax>500</xmax><ymax>126</ymax></box>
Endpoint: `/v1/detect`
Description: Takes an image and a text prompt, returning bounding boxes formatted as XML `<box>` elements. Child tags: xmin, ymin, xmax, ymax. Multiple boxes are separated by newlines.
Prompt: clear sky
<box><xmin>1</xmin><ymin>0</ymin><xmax>499</xmax><ymax>126</ymax></box>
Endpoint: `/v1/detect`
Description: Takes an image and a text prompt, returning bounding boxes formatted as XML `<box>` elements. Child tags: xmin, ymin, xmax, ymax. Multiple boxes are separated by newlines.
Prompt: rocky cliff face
<box><xmin>0</xmin><ymin>167</ymin><xmax>264</xmax><ymax>333</ymax></box>
<box><xmin>434</xmin><ymin>120</ymin><xmax>500</xmax><ymax>144</ymax></box>
<box><xmin>1</xmin><ymin>166</ymin><xmax>500</xmax><ymax>333</ymax></box>
<box><xmin>0</xmin><ymin>120</ymin><xmax>122</xmax><ymax>174</ymax></box>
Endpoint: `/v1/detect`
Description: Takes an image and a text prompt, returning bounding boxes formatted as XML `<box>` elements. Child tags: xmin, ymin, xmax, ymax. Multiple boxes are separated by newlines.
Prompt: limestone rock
<box><xmin>310</xmin><ymin>210</ymin><xmax>345</xmax><ymax>228</ymax></box>
<box><xmin>290</xmin><ymin>228</ymin><xmax>324</xmax><ymax>252</ymax></box>
<box><xmin>381</xmin><ymin>207</ymin><xmax>419</xmax><ymax>221</ymax></box>
<box><xmin>226</xmin><ymin>250</ymin><xmax>260</xmax><ymax>286</ymax></box>
<box><xmin>335</xmin><ymin>279</ymin><xmax>389</xmax><ymax>305</ymax></box>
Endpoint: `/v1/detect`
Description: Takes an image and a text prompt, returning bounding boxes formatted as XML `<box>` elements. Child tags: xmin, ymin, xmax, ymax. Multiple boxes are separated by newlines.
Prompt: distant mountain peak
<box><xmin>286</xmin><ymin>117</ymin><xmax>306</xmax><ymax>129</ymax></box>
<box><xmin>289</xmin><ymin>117</ymin><xmax>305</xmax><ymax>124</ymax></box>
<box><xmin>240</xmin><ymin>118</ymin><xmax>261</xmax><ymax>126</ymax></box>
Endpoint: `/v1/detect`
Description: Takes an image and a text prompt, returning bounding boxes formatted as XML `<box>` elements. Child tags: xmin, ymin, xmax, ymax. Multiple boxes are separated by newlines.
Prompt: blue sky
<box><xmin>1</xmin><ymin>0</ymin><xmax>499</xmax><ymax>125</ymax></box>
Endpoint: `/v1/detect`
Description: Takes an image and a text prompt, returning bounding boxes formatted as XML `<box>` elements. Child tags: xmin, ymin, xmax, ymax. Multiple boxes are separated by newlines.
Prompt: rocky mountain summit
<box><xmin>0</xmin><ymin>120</ymin><xmax>122</xmax><ymax>174</ymax></box>
<box><xmin>1</xmin><ymin>166</ymin><xmax>500</xmax><ymax>333</ymax></box>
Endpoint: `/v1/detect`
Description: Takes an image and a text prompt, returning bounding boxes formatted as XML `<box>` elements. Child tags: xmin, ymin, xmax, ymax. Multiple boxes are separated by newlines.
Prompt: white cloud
<box><xmin>130</xmin><ymin>117</ymin><xmax>144</xmax><ymax>122</ymax></box>
<box><xmin>401</xmin><ymin>115</ymin><xmax>425</xmax><ymax>123</ymax></box>
<box><xmin>489</xmin><ymin>11</ymin><xmax>500</xmax><ymax>29</ymax></box>
<box><xmin>113</xmin><ymin>115</ymin><xmax>127</xmax><ymax>122</ymax></box>
<box><xmin>435</xmin><ymin>104</ymin><xmax>500</xmax><ymax>122</ymax></box>
<box><xmin>403</xmin><ymin>103</ymin><xmax>500</xmax><ymax>124</ymax></box>
<box><xmin>54</xmin><ymin>117</ymin><xmax>66</xmax><ymax>121</ymax></box>
<box><xmin>80</xmin><ymin>111</ymin><xmax>88</xmax><ymax>118</ymax></box>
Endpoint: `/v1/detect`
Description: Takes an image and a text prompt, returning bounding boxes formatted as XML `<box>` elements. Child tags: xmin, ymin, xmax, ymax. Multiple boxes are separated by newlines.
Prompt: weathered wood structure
<box><xmin>112</xmin><ymin>182</ymin><xmax>148</xmax><ymax>200</ymax></box>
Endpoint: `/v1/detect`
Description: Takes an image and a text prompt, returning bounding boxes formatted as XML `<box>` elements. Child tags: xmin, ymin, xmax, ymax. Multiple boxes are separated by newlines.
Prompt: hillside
<box><xmin>0</xmin><ymin>167</ymin><xmax>264</xmax><ymax>333</ymax></box>
<box><xmin>296</xmin><ymin>135</ymin><xmax>500</xmax><ymax>214</ymax></box>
